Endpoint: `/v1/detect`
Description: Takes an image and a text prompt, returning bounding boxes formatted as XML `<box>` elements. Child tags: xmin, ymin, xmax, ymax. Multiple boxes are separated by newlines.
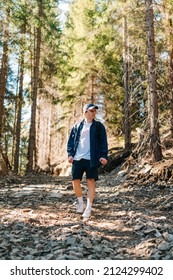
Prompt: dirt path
<box><xmin>0</xmin><ymin>172</ymin><xmax>173</xmax><ymax>260</ymax></box>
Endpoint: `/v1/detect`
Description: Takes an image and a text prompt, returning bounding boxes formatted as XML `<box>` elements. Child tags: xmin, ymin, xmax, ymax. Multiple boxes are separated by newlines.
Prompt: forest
<box><xmin>1</xmin><ymin>0</ymin><xmax>173</xmax><ymax>262</ymax></box>
<box><xmin>0</xmin><ymin>0</ymin><xmax>173</xmax><ymax>176</ymax></box>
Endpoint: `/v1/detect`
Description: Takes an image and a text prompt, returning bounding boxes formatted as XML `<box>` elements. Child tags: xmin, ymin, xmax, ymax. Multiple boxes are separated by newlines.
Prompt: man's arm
<box><xmin>67</xmin><ymin>126</ymin><xmax>75</xmax><ymax>157</ymax></box>
<box><xmin>99</xmin><ymin>124</ymin><xmax>108</xmax><ymax>160</ymax></box>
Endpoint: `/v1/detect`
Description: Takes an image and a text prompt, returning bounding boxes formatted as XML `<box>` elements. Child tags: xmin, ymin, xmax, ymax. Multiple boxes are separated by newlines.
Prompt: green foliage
<box><xmin>1</xmin><ymin>0</ymin><xmax>173</xmax><ymax>171</ymax></box>
<box><xmin>58</xmin><ymin>0</ymin><xmax>124</xmax><ymax>134</ymax></box>
<box><xmin>0</xmin><ymin>0</ymin><xmax>62</xmax><ymax>172</ymax></box>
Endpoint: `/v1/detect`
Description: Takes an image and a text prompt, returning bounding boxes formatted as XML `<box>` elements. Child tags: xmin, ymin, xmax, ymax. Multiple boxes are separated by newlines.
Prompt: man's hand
<box><xmin>68</xmin><ymin>156</ymin><xmax>74</xmax><ymax>163</ymax></box>
<box><xmin>99</xmin><ymin>157</ymin><xmax>107</xmax><ymax>165</ymax></box>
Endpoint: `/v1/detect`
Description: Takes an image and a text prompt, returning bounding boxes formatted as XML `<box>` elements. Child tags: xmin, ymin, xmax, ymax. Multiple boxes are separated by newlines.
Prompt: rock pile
<box><xmin>0</xmin><ymin>172</ymin><xmax>173</xmax><ymax>260</ymax></box>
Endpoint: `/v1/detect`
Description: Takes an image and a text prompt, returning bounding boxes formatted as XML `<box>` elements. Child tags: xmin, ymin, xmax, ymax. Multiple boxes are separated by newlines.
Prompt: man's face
<box><xmin>84</xmin><ymin>108</ymin><xmax>96</xmax><ymax>120</ymax></box>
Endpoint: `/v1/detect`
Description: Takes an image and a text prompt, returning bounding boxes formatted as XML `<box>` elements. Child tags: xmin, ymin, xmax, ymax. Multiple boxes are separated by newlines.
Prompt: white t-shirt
<box><xmin>74</xmin><ymin>122</ymin><xmax>92</xmax><ymax>161</ymax></box>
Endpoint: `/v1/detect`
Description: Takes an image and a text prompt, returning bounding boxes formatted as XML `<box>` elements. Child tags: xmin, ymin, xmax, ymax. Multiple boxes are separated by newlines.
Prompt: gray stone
<box><xmin>158</xmin><ymin>242</ymin><xmax>171</xmax><ymax>251</ymax></box>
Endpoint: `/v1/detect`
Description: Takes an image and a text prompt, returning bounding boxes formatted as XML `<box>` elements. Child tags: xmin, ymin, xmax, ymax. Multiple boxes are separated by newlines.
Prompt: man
<box><xmin>67</xmin><ymin>103</ymin><xmax>108</xmax><ymax>220</ymax></box>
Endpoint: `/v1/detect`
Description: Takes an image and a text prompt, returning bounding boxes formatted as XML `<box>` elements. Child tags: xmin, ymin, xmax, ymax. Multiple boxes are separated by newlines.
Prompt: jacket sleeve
<box><xmin>67</xmin><ymin>126</ymin><xmax>75</xmax><ymax>157</ymax></box>
<box><xmin>100</xmin><ymin>124</ymin><xmax>108</xmax><ymax>159</ymax></box>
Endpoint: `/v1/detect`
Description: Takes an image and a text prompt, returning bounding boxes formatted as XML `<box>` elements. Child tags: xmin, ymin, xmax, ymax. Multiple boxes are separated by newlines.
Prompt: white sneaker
<box><xmin>82</xmin><ymin>207</ymin><xmax>91</xmax><ymax>218</ymax></box>
<box><xmin>76</xmin><ymin>203</ymin><xmax>85</xmax><ymax>213</ymax></box>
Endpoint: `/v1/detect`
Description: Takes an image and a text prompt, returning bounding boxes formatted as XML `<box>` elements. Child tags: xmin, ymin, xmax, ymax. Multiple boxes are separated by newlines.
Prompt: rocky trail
<box><xmin>0</xmin><ymin>169</ymin><xmax>173</xmax><ymax>260</ymax></box>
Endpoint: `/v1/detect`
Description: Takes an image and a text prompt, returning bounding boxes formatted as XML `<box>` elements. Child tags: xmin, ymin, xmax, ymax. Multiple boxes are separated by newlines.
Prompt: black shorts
<box><xmin>72</xmin><ymin>159</ymin><xmax>98</xmax><ymax>181</ymax></box>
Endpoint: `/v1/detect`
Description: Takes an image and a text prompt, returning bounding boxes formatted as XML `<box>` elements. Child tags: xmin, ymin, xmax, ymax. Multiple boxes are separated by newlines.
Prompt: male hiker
<box><xmin>67</xmin><ymin>103</ymin><xmax>108</xmax><ymax>219</ymax></box>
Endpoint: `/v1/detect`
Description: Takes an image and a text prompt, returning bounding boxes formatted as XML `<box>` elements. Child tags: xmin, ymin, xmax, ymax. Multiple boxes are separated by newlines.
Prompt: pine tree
<box><xmin>122</xmin><ymin>0</ymin><xmax>131</xmax><ymax>152</ymax></box>
<box><xmin>146</xmin><ymin>0</ymin><xmax>162</xmax><ymax>161</ymax></box>
<box><xmin>0</xmin><ymin>6</ymin><xmax>10</xmax><ymax>142</ymax></box>
<box><xmin>27</xmin><ymin>0</ymin><xmax>43</xmax><ymax>172</ymax></box>
<box><xmin>13</xmin><ymin>1</ymin><xmax>27</xmax><ymax>174</ymax></box>
<box><xmin>163</xmin><ymin>0</ymin><xmax>173</xmax><ymax>137</ymax></box>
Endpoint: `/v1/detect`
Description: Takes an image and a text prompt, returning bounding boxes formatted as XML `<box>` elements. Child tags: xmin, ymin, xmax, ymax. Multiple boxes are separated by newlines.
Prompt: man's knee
<box><xmin>73</xmin><ymin>179</ymin><xmax>81</xmax><ymax>187</ymax></box>
<box><xmin>87</xmin><ymin>178</ymin><xmax>95</xmax><ymax>186</ymax></box>
<box><xmin>87</xmin><ymin>178</ymin><xmax>94</xmax><ymax>182</ymax></box>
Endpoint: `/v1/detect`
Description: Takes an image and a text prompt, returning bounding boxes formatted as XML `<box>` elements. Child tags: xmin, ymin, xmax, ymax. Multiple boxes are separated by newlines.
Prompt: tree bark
<box><xmin>14</xmin><ymin>23</ymin><xmax>26</xmax><ymax>174</ymax></box>
<box><xmin>0</xmin><ymin>8</ymin><xmax>10</xmax><ymax>142</ymax></box>
<box><xmin>27</xmin><ymin>0</ymin><xmax>42</xmax><ymax>172</ymax></box>
<box><xmin>163</xmin><ymin>0</ymin><xmax>173</xmax><ymax>137</ymax></box>
<box><xmin>169</xmin><ymin>32</ymin><xmax>173</xmax><ymax>137</ymax></box>
<box><xmin>146</xmin><ymin>0</ymin><xmax>162</xmax><ymax>161</ymax></box>
<box><xmin>123</xmin><ymin>10</ymin><xmax>131</xmax><ymax>152</ymax></box>
<box><xmin>90</xmin><ymin>74</ymin><xmax>95</xmax><ymax>103</ymax></box>
<box><xmin>167</xmin><ymin>12</ymin><xmax>173</xmax><ymax>137</ymax></box>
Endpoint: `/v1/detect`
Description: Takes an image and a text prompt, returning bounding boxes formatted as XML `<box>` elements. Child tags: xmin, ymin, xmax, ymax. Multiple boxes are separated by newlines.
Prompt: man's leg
<box><xmin>82</xmin><ymin>178</ymin><xmax>96</xmax><ymax>218</ymax></box>
<box><xmin>72</xmin><ymin>179</ymin><xmax>82</xmax><ymax>197</ymax></box>
<box><xmin>73</xmin><ymin>179</ymin><xmax>84</xmax><ymax>213</ymax></box>
<box><xmin>87</xmin><ymin>178</ymin><xmax>96</xmax><ymax>203</ymax></box>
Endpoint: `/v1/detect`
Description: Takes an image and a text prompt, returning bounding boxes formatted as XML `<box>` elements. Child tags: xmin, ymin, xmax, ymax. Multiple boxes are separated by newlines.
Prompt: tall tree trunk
<box><xmin>146</xmin><ymin>0</ymin><xmax>162</xmax><ymax>161</ymax></box>
<box><xmin>14</xmin><ymin>23</ymin><xmax>26</xmax><ymax>174</ymax></box>
<box><xmin>27</xmin><ymin>0</ymin><xmax>42</xmax><ymax>172</ymax></box>
<box><xmin>169</xmin><ymin>29</ymin><xmax>173</xmax><ymax>137</ymax></box>
<box><xmin>167</xmin><ymin>10</ymin><xmax>173</xmax><ymax>137</ymax></box>
<box><xmin>163</xmin><ymin>0</ymin><xmax>173</xmax><ymax>137</ymax></box>
<box><xmin>0</xmin><ymin>8</ymin><xmax>10</xmax><ymax>142</ymax></box>
<box><xmin>90</xmin><ymin>74</ymin><xmax>94</xmax><ymax>103</ymax></box>
<box><xmin>12</xmin><ymin>64</ymin><xmax>20</xmax><ymax>165</ymax></box>
<box><xmin>123</xmin><ymin>9</ymin><xmax>131</xmax><ymax>152</ymax></box>
<box><xmin>0</xmin><ymin>8</ymin><xmax>10</xmax><ymax>173</ymax></box>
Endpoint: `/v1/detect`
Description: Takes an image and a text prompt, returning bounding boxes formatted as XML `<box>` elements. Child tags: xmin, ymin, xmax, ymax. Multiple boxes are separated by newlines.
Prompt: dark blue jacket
<box><xmin>67</xmin><ymin>119</ymin><xmax>108</xmax><ymax>167</ymax></box>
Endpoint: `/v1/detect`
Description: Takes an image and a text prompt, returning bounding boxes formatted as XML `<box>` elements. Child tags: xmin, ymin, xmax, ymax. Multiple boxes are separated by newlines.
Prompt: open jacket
<box><xmin>67</xmin><ymin>119</ymin><xmax>108</xmax><ymax>167</ymax></box>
